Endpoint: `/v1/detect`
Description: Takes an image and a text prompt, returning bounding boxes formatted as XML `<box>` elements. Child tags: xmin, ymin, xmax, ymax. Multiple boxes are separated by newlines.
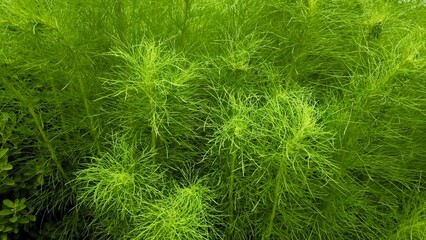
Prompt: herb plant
<box><xmin>1</xmin><ymin>0</ymin><xmax>425</xmax><ymax>239</ymax></box>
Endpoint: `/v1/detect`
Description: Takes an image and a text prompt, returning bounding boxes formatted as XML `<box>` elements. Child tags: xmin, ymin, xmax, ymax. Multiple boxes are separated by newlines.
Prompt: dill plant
<box><xmin>254</xmin><ymin>89</ymin><xmax>337</xmax><ymax>239</ymax></box>
<box><xmin>392</xmin><ymin>192</ymin><xmax>426</xmax><ymax>239</ymax></box>
<box><xmin>0</xmin><ymin>0</ymin><xmax>425</xmax><ymax>239</ymax></box>
<box><xmin>205</xmin><ymin>86</ymin><xmax>338</xmax><ymax>239</ymax></box>
<box><xmin>130</xmin><ymin>182</ymin><xmax>217</xmax><ymax>240</ymax></box>
<box><xmin>101</xmin><ymin>38</ymin><xmax>203</xmax><ymax>171</ymax></box>
<box><xmin>75</xmin><ymin>138</ymin><xmax>163</xmax><ymax>238</ymax></box>
<box><xmin>0</xmin><ymin>0</ymin><xmax>119</xmax><ymax>238</ymax></box>
<box><xmin>0</xmin><ymin>0</ymin><xmax>106</xmax><ymax>155</ymax></box>
<box><xmin>313</xmin><ymin>1</ymin><xmax>426</xmax><ymax>238</ymax></box>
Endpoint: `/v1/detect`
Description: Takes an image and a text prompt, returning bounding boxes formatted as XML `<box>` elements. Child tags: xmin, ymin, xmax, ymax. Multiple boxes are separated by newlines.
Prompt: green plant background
<box><xmin>0</xmin><ymin>0</ymin><xmax>425</xmax><ymax>239</ymax></box>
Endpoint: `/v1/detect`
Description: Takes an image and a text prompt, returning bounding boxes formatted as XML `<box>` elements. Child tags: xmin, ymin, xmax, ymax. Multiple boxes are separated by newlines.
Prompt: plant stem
<box><xmin>43</xmin><ymin>24</ymin><xmax>102</xmax><ymax>154</ymax></box>
<box><xmin>227</xmin><ymin>147</ymin><xmax>237</xmax><ymax>237</ymax></box>
<box><xmin>2</xmin><ymin>80</ymin><xmax>69</xmax><ymax>181</ymax></box>
<box><xmin>179</xmin><ymin>0</ymin><xmax>191</xmax><ymax>48</ymax></box>
<box><xmin>285</xmin><ymin>0</ymin><xmax>315</xmax><ymax>89</ymax></box>
<box><xmin>28</xmin><ymin>107</ymin><xmax>69</xmax><ymax>182</ymax></box>
<box><xmin>265</xmin><ymin>156</ymin><xmax>286</xmax><ymax>239</ymax></box>
<box><xmin>115</xmin><ymin>0</ymin><xmax>128</xmax><ymax>45</ymax></box>
<box><xmin>77</xmin><ymin>73</ymin><xmax>102</xmax><ymax>154</ymax></box>
<box><xmin>149</xmin><ymin>97</ymin><xmax>158</xmax><ymax>162</ymax></box>
<box><xmin>49</xmin><ymin>77</ymin><xmax>71</xmax><ymax>146</ymax></box>
<box><xmin>151</xmin><ymin>124</ymin><xmax>157</xmax><ymax>161</ymax></box>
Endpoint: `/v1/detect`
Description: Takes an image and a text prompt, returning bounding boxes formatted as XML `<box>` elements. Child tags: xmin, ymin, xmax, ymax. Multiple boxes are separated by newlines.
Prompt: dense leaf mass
<box><xmin>1</xmin><ymin>0</ymin><xmax>425</xmax><ymax>239</ymax></box>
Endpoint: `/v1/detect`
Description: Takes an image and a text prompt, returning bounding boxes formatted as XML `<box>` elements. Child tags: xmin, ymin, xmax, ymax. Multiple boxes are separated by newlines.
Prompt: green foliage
<box><xmin>130</xmin><ymin>182</ymin><xmax>217</xmax><ymax>240</ymax></box>
<box><xmin>103</xmin><ymin>40</ymin><xmax>200</xmax><ymax>147</ymax></box>
<box><xmin>0</xmin><ymin>148</ymin><xmax>14</xmax><ymax>190</ymax></box>
<box><xmin>205</xmin><ymin>87</ymin><xmax>338</xmax><ymax>238</ymax></box>
<box><xmin>0</xmin><ymin>198</ymin><xmax>36</xmax><ymax>236</ymax></box>
<box><xmin>0</xmin><ymin>115</ymin><xmax>38</xmax><ymax>239</ymax></box>
<box><xmin>75</xmin><ymin>138</ymin><xmax>163</xmax><ymax>238</ymax></box>
<box><xmin>0</xmin><ymin>0</ymin><xmax>425</xmax><ymax>239</ymax></box>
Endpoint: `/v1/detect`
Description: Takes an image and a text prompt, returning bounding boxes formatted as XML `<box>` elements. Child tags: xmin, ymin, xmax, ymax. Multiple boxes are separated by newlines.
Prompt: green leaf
<box><xmin>0</xmin><ymin>172</ymin><xmax>7</xmax><ymax>179</ymax></box>
<box><xmin>0</xmin><ymin>233</ymin><xmax>7</xmax><ymax>240</ymax></box>
<box><xmin>36</xmin><ymin>174</ymin><xmax>44</xmax><ymax>185</ymax></box>
<box><xmin>0</xmin><ymin>209</ymin><xmax>12</xmax><ymax>216</ymax></box>
<box><xmin>1</xmin><ymin>164</ymin><xmax>12</xmax><ymax>171</ymax></box>
<box><xmin>0</xmin><ymin>112</ymin><xmax>9</xmax><ymax>122</ymax></box>
<box><xmin>16</xmin><ymin>204</ymin><xmax>26</xmax><ymax>212</ymax></box>
<box><xmin>27</xmin><ymin>215</ymin><xmax>36</xmax><ymax>222</ymax></box>
<box><xmin>18</xmin><ymin>218</ymin><xmax>29</xmax><ymax>224</ymax></box>
<box><xmin>16</xmin><ymin>199</ymin><xmax>26</xmax><ymax>211</ymax></box>
<box><xmin>0</xmin><ymin>149</ymin><xmax>7</xmax><ymax>159</ymax></box>
<box><xmin>2</xmin><ymin>179</ymin><xmax>14</xmax><ymax>186</ymax></box>
<box><xmin>2</xmin><ymin>200</ymin><xmax>14</xmax><ymax>209</ymax></box>
<box><xmin>9</xmin><ymin>216</ymin><xmax>18</xmax><ymax>223</ymax></box>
